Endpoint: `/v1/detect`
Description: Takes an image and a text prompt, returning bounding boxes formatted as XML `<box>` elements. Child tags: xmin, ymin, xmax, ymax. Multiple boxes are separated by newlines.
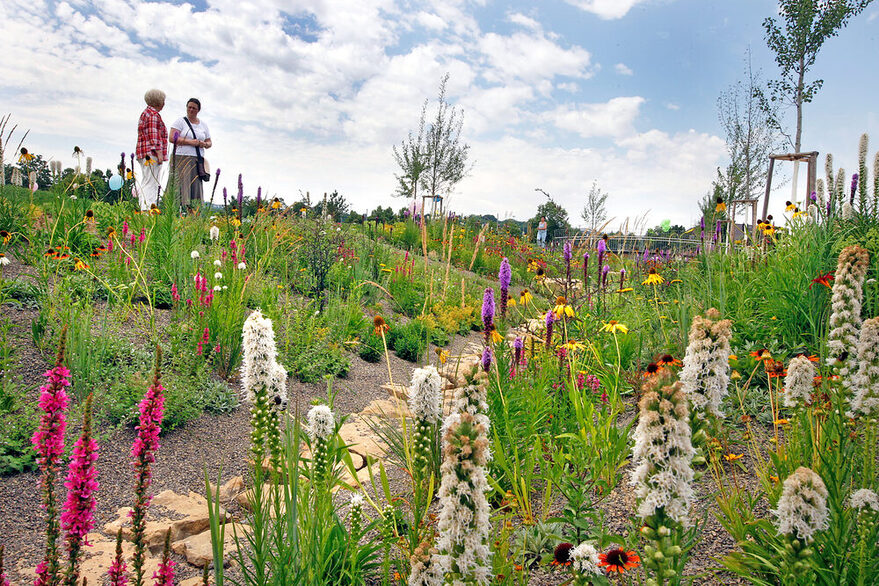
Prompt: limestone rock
<box><xmin>172</xmin><ymin>523</ymin><xmax>249</xmax><ymax>568</ymax></box>
<box><xmin>208</xmin><ymin>475</ymin><xmax>245</xmax><ymax>503</ymax></box>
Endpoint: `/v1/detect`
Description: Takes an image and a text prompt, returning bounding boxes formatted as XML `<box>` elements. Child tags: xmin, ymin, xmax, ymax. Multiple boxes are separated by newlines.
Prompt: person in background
<box><xmin>537</xmin><ymin>216</ymin><xmax>548</xmax><ymax>248</ymax></box>
<box><xmin>170</xmin><ymin>98</ymin><xmax>212</xmax><ymax>210</ymax></box>
<box><xmin>134</xmin><ymin>89</ymin><xmax>168</xmax><ymax>210</ymax></box>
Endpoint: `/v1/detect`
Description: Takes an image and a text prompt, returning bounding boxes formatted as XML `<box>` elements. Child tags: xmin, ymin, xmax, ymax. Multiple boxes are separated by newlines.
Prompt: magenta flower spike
<box><xmin>130</xmin><ymin>350</ymin><xmax>166</xmax><ymax>586</ymax></box>
<box><xmin>481</xmin><ymin>346</ymin><xmax>493</xmax><ymax>372</ymax></box>
<box><xmin>513</xmin><ymin>336</ymin><xmax>524</xmax><ymax>366</ymax></box>
<box><xmin>544</xmin><ymin>311</ymin><xmax>554</xmax><ymax>349</ymax></box>
<box><xmin>106</xmin><ymin>530</ymin><xmax>128</xmax><ymax>586</ymax></box>
<box><xmin>61</xmin><ymin>393</ymin><xmax>99</xmax><ymax>585</ymax></box>
<box><xmin>32</xmin><ymin>333</ymin><xmax>71</xmax><ymax>586</ymax></box>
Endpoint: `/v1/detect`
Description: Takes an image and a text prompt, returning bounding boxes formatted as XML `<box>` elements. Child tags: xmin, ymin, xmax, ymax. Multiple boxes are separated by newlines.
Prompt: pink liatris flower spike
<box><xmin>61</xmin><ymin>393</ymin><xmax>99</xmax><ymax>585</ymax></box>
<box><xmin>152</xmin><ymin>530</ymin><xmax>175</xmax><ymax>586</ymax></box>
<box><xmin>32</xmin><ymin>331</ymin><xmax>71</xmax><ymax>586</ymax></box>
<box><xmin>106</xmin><ymin>530</ymin><xmax>128</xmax><ymax>586</ymax></box>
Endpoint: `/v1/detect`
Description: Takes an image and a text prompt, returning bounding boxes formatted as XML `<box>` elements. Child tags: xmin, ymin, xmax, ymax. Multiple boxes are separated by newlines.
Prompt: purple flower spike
<box><xmin>851</xmin><ymin>173</ymin><xmax>859</xmax><ymax>202</ymax></box>
<box><xmin>215</xmin><ymin>168</ymin><xmax>221</xmax><ymax>177</ymax></box>
<box><xmin>499</xmin><ymin>258</ymin><xmax>511</xmax><ymax>290</ymax></box>
<box><xmin>481</xmin><ymin>288</ymin><xmax>495</xmax><ymax>326</ymax></box>
<box><xmin>810</xmin><ymin>191</ymin><xmax>817</xmax><ymax>202</ymax></box>
<box><xmin>563</xmin><ymin>240</ymin><xmax>572</xmax><ymax>263</ymax></box>
<box><xmin>513</xmin><ymin>336</ymin><xmax>524</xmax><ymax>366</ymax></box>
<box><xmin>223</xmin><ymin>187</ymin><xmax>228</xmax><ymax>206</ymax></box>
<box><xmin>601</xmin><ymin>264</ymin><xmax>610</xmax><ymax>288</ymax></box>
<box><xmin>482</xmin><ymin>347</ymin><xmax>493</xmax><ymax>372</ymax></box>
<box><xmin>256</xmin><ymin>187</ymin><xmax>262</xmax><ymax>209</ymax></box>
<box><xmin>596</xmin><ymin>238</ymin><xmax>606</xmax><ymax>256</ymax></box>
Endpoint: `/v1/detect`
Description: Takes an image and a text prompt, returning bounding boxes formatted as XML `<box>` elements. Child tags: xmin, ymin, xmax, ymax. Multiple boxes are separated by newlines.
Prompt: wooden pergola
<box><xmin>761</xmin><ymin>151</ymin><xmax>819</xmax><ymax>220</ymax></box>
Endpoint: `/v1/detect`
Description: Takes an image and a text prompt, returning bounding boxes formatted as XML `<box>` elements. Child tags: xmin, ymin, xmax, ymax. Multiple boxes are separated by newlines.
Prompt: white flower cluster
<box><xmin>841</xmin><ymin>201</ymin><xmax>854</xmax><ymax>220</ymax></box>
<box><xmin>679</xmin><ymin>308</ymin><xmax>732</xmax><ymax>418</ymax></box>
<box><xmin>409</xmin><ymin>366</ymin><xmax>443</xmax><ymax>424</ymax></box>
<box><xmin>570</xmin><ymin>542</ymin><xmax>602</xmax><ymax>576</ymax></box>
<box><xmin>630</xmin><ymin>380</ymin><xmax>695</xmax><ymax>525</ymax></box>
<box><xmin>209</xmin><ymin>225</ymin><xmax>220</xmax><ymax>241</ymax></box>
<box><xmin>783</xmin><ymin>355</ymin><xmax>816</xmax><ymax>408</ymax></box>
<box><xmin>241</xmin><ymin>309</ymin><xmax>287</xmax><ymax>409</ymax></box>
<box><xmin>408</xmin><ymin>541</ymin><xmax>444</xmax><ymax>586</ymax></box>
<box><xmin>772</xmin><ymin>467</ymin><xmax>829</xmax><ymax>542</ymax></box>
<box><xmin>851</xmin><ymin>317</ymin><xmax>879</xmax><ymax>417</ymax></box>
<box><xmin>827</xmin><ymin>245</ymin><xmax>869</xmax><ymax>380</ymax></box>
<box><xmin>307</xmin><ymin>405</ymin><xmax>335</xmax><ymax>442</ymax></box>
<box><xmin>434</xmin><ymin>385</ymin><xmax>492</xmax><ymax>585</ymax></box>
<box><xmin>849</xmin><ymin>488</ymin><xmax>879</xmax><ymax>512</ymax></box>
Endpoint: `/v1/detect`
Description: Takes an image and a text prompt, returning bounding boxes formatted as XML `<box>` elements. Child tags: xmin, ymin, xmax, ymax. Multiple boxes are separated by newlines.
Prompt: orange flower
<box><xmin>723</xmin><ymin>453</ymin><xmax>744</xmax><ymax>461</ymax></box>
<box><xmin>373</xmin><ymin>315</ymin><xmax>390</xmax><ymax>336</ymax></box>
<box><xmin>750</xmin><ymin>348</ymin><xmax>771</xmax><ymax>361</ymax></box>
<box><xmin>809</xmin><ymin>272</ymin><xmax>834</xmax><ymax>290</ymax></box>
<box><xmin>657</xmin><ymin>354</ymin><xmax>681</xmax><ymax>367</ymax></box>
<box><xmin>764</xmin><ymin>359</ymin><xmax>786</xmax><ymax>378</ymax></box>
<box><xmin>642</xmin><ymin>362</ymin><xmax>662</xmax><ymax>378</ymax></box>
<box><xmin>551</xmin><ymin>543</ymin><xmax>574</xmax><ymax>567</ymax></box>
<box><xmin>598</xmin><ymin>548</ymin><xmax>640</xmax><ymax>573</ymax></box>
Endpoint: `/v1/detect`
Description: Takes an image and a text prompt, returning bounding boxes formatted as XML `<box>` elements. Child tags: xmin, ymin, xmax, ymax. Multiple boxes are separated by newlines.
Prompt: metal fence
<box><xmin>551</xmin><ymin>232</ymin><xmax>702</xmax><ymax>256</ymax></box>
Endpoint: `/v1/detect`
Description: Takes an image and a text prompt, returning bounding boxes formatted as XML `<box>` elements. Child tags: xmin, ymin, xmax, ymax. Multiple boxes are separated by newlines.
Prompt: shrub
<box><xmin>390</xmin><ymin>321</ymin><xmax>428</xmax><ymax>362</ymax></box>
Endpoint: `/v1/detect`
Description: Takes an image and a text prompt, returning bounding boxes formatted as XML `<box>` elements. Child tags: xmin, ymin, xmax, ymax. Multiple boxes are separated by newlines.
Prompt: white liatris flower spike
<box><xmin>783</xmin><ymin>355</ymin><xmax>816</xmax><ymax>408</ymax></box>
<box><xmin>348</xmin><ymin>492</ymin><xmax>365</xmax><ymax>537</ymax></box>
<box><xmin>307</xmin><ymin>405</ymin><xmax>335</xmax><ymax>442</ymax></box>
<box><xmin>209</xmin><ymin>225</ymin><xmax>220</xmax><ymax>241</ymax></box>
<box><xmin>630</xmin><ymin>379</ymin><xmax>695</xmax><ymax>526</ymax></box>
<box><xmin>570</xmin><ymin>542</ymin><xmax>602</xmax><ymax>577</ymax></box>
<box><xmin>435</xmin><ymin>388</ymin><xmax>492</xmax><ymax>584</ymax></box>
<box><xmin>772</xmin><ymin>467</ymin><xmax>829</xmax><ymax>542</ymax></box>
<box><xmin>842</xmin><ymin>201</ymin><xmax>854</xmax><ymax>220</ymax></box>
<box><xmin>213</xmin><ymin>259</ymin><xmax>222</xmax><ymax>267</ymax></box>
<box><xmin>409</xmin><ymin>366</ymin><xmax>443</xmax><ymax>424</ymax></box>
<box><xmin>237</xmin><ymin>262</ymin><xmax>246</xmax><ymax>270</ymax></box>
<box><xmin>408</xmin><ymin>541</ymin><xmax>444</xmax><ymax>586</ymax></box>
<box><xmin>190</xmin><ymin>250</ymin><xmax>200</xmax><ymax>259</ymax></box>
<box><xmin>679</xmin><ymin>308</ymin><xmax>732</xmax><ymax>418</ymax></box>
<box><xmin>268</xmin><ymin>361</ymin><xmax>288</xmax><ymax>412</ymax></box>
<box><xmin>241</xmin><ymin>309</ymin><xmax>279</xmax><ymax>403</ymax></box>
<box><xmin>827</xmin><ymin>245</ymin><xmax>870</xmax><ymax>382</ymax></box>
<box><xmin>849</xmin><ymin>488</ymin><xmax>879</xmax><ymax>512</ymax></box>
<box><xmin>816</xmin><ymin>178</ymin><xmax>825</xmax><ymax>207</ymax></box>
<box><xmin>851</xmin><ymin>317</ymin><xmax>879</xmax><ymax>417</ymax></box>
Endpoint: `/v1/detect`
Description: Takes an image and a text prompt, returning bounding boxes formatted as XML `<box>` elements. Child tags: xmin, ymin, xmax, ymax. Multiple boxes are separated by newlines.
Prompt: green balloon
<box><xmin>660</xmin><ymin>219</ymin><xmax>671</xmax><ymax>232</ymax></box>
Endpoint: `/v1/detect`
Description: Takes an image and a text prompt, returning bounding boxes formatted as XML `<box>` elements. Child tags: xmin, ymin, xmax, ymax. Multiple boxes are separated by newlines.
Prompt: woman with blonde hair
<box><xmin>134</xmin><ymin>89</ymin><xmax>168</xmax><ymax>210</ymax></box>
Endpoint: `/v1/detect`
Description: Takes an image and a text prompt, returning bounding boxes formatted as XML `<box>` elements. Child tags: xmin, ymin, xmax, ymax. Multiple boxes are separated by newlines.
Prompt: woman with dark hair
<box><xmin>170</xmin><ymin>98</ymin><xmax>212</xmax><ymax>209</ymax></box>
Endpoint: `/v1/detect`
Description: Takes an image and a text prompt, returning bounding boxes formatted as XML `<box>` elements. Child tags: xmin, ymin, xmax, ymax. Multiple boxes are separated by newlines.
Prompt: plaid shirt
<box><xmin>136</xmin><ymin>106</ymin><xmax>168</xmax><ymax>162</ymax></box>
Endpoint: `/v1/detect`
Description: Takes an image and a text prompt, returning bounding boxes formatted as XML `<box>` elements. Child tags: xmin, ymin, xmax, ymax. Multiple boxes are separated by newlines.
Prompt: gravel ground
<box><xmin>1</xmin><ymin>252</ymin><xmax>757</xmax><ymax>585</ymax></box>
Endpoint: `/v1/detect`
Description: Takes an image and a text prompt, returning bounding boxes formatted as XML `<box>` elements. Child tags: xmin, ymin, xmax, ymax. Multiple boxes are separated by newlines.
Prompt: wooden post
<box><xmin>762</xmin><ymin>157</ymin><xmax>775</xmax><ymax>221</ymax></box>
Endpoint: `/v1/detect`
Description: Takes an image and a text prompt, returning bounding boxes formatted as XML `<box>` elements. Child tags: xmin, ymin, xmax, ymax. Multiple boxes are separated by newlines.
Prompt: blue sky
<box><xmin>1</xmin><ymin>0</ymin><xmax>877</xmax><ymax>228</ymax></box>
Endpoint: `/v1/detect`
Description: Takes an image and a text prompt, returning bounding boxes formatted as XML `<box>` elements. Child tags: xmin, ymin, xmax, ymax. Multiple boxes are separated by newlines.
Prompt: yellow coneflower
<box><xmin>84</xmin><ymin>210</ymin><xmax>95</xmax><ymax>223</ymax></box>
<box><xmin>600</xmin><ymin>320</ymin><xmax>628</xmax><ymax>334</ymax></box>
<box><xmin>143</xmin><ymin>155</ymin><xmax>156</xmax><ymax>167</ymax></box>
<box><xmin>435</xmin><ymin>347</ymin><xmax>449</xmax><ymax>365</ymax></box>
<box><xmin>490</xmin><ymin>324</ymin><xmax>504</xmax><ymax>344</ymax></box>
<box><xmin>373</xmin><ymin>315</ymin><xmax>390</xmax><ymax>336</ymax></box>
<box><xmin>552</xmin><ymin>296</ymin><xmax>574</xmax><ymax>319</ymax></box>
<box><xmin>642</xmin><ymin>268</ymin><xmax>663</xmax><ymax>286</ymax></box>
<box><xmin>785</xmin><ymin>201</ymin><xmax>796</xmax><ymax>212</ymax></box>
<box><xmin>715</xmin><ymin>197</ymin><xmax>726</xmax><ymax>212</ymax></box>
<box><xmin>73</xmin><ymin>258</ymin><xmax>89</xmax><ymax>271</ymax></box>
<box><xmin>18</xmin><ymin>148</ymin><xmax>34</xmax><ymax>163</ymax></box>
<box><xmin>519</xmin><ymin>289</ymin><xmax>533</xmax><ymax>306</ymax></box>
<box><xmin>561</xmin><ymin>340</ymin><xmax>586</xmax><ymax>352</ymax></box>
<box><xmin>506</xmin><ymin>296</ymin><xmax>516</xmax><ymax>307</ymax></box>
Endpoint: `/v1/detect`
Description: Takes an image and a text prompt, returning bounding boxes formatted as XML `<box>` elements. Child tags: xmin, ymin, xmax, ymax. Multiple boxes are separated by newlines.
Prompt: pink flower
<box><xmin>171</xmin><ymin>283</ymin><xmax>180</xmax><ymax>302</ymax></box>
<box><xmin>106</xmin><ymin>530</ymin><xmax>128</xmax><ymax>586</ymax></box>
<box><xmin>122</xmin><ymin>220</ymin><xmax>130</xmax><ymax>238</ymax></box>
<box><xmin>186</xmin><ymin>298</ymin><xmax>193</xmax><ymax>307</ymax></box>
<box><xmin>32</xmin><ymin>363</ymin><xmax>70</xmax><ymax>478</ymax></box>
<box><xmin>152</xmin><ymin>550</ymin><xmax>175</xmax><ymax>586</ymax></box>
<box><xmin>61</xmin><ymin>395</ymin><xmax>99</xmax><ymax>583</ymax></box>
<box><xmin>138</xmin><ymin>228</ymin><xmax>146</xmax><ymax>244</ymax></box>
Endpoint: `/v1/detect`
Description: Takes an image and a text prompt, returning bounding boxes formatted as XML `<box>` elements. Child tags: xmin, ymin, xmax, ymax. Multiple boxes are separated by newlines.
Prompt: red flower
<box><xmin>598</xmin><ymin>548</ymin><xmax>640</xmax><ymax>573</ymax></box>
<box><xmin>552</xmin><ymin>542</ymin><xmax>574</xmax><ymax>567</ymax></box>
<box><xmin>809</xmin><ymin>272</ymin><xmax>834</xmax><ymax>289</ymax></box>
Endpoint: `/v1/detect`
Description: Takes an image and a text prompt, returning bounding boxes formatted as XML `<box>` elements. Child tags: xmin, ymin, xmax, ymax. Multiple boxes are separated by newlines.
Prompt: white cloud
<box><xmin>564</xmin><ymin>0</ymin><xmax>653</xmax><ymax>20</ymax></box>
<box><xmin>508</xmin><ymin>12</ymin><xmax>541</xmax><ymax>31</ymax></box>
<box><xmin>479</xmin><ymin>32</ymin><xmax>593</xmax><ymax>84</ymax></box>
<box><xmin>544</xmin><ymin>97</ymin><xmax>645</xmax><ymax>139</ymax></box>
<box><xmin>615</xmin><ymin>63</ymin><xmax>634</xmax><ymax>76</ymax></box>
<box><xmin>665</xmin><ymin>102</ymin><xmax>680</xmax><ymax>110</ymax></box>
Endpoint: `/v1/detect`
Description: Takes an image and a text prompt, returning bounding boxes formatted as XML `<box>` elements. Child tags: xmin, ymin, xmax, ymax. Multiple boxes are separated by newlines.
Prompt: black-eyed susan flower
<box><xmin>561</xmin><ymin>340</ymin><xmax>586</xmax><ymax>353</ymax></box>
<box><xmin>642</xmin><ymin>267</ymin><xmax>663</xmax><ymax>286</ymax></box>
<box><xmin>535</xmin><ymin>266</ymin><xmax>545</xmax><ymax>282</ymax></box>
<box><xmin>84</xmin><ymin>210</ymin><xmax>95</xmax><ymax>223</ymax></box>
<box><xmin>19</xmin><ymin>148</ymin><xmax>34</xmax><ymax>163</ymax></box>
<box><xmin>507</xmin><ymin>296</ymin><xmax>516</xmax><ymax>307</ymax></box>
<box><xmin>489</xmin><ymin>324</ymin><xmax>504</xmax><ymax>344</ymax></box>
<box><xmin>600</xmin><ymin>320</ymin><xmax>628</xmax><ymax>334</ymax></box>
<box><xmin>149</xmin><ymin>204</ymin><xmax>161</xmax><ymax>216</ymax></box>
<box><xmin>598</xmin><ymin>548</ymin><xmax>640</xmax><ymax>573</ymax></box>
<box><xmin>553</xmin><ymin>296</ymin><xmax>574</xmax><ymax>319</ymax></box>
<box><xmin>271</xmin><ymin>198</ymin><xmax>282</xmax><ymax>209</ymax></box>
<box><xmin>125</xmin><ymin>169</ymin><xmax>134</xmax><ymax>180</ymax></box>
<box><xmin>73</xmin><ymin>258</ymin><xmax>89</xmax><ymax>271</ymax></box>
<box><xmin>435</xmin><ymin>347</ymin><xmax>449</xmax><ymax>365</ymax></box>
<box><xmin>0</xmin><ymin>230</ymin><xmax>10</xmax><ymax>245</ymax></box>
<box><xmin>519</xmin><ymin>289</ymin><xmax>533</xmax><ymax>306</ymax></box>
<box><xmin>715</xmin><ymin>196</ymin><xmax>726</xmax><ymax>212</ymax></box>
<box><xmin>785</xmin><ymin>201</ymin><xmax>796</xmax><ymax>212</ymax></box>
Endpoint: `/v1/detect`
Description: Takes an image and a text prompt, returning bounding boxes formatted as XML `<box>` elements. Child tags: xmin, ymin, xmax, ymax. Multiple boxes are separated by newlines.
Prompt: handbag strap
<box><xmin>182</xmin><ymin>118</ymin><xmax>203</xmax><ymax>160</ymax></box>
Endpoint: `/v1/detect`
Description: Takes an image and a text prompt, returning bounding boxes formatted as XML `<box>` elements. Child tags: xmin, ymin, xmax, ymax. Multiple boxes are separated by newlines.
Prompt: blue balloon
<box><xmin>108</xmin><ymin>175</ymin><xmax>123</xmax><ymax>190</ymax></box>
